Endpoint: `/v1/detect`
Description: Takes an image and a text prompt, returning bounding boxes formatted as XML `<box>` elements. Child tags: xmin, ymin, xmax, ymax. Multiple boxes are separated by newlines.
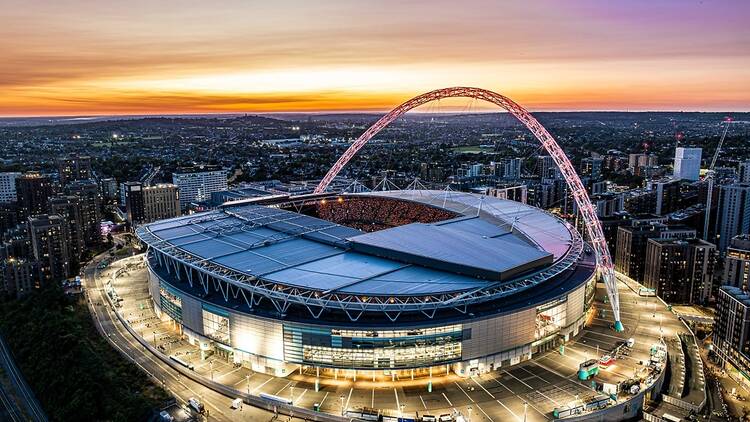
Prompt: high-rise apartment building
<box><xmin>536</xmin><ymin>155</ymin><xmax>559</xmax><ymax>179</ymax></box>
<box><xmin>15</xmin><ymin>172</ymin><xmax>54</xmax><ymax>219</ymax></box>
<box><xmin>0</xmin><ymin>203</ymin><xmax>18</xmax><ymax>235</ymax></box>
<box><xmin>66</xmin><ymin>180</ymin><xmax>101</xmax><ymax>246</ymax></box>
<box><xmin>28</xmin><ymin>214</ymin><xmax>70</xmax><ymax>284</ymax></box>
<box><xmin>673</xmin><ymin>147</ymin><xmax>702</xmax><ymax>181</ymax></box>
<box><xmin>714</xmin><ymin>286</ymin><xmax>750</xmax><ymax>382</ymax></box>
<box><xmin>497</xmin><ymin>158</ymin><xmax>522</xmax><ymax>180</ymax></box>
<box><xmin>49</xmin><ymin>195</ymin><xmax>84</xmax><ymax>260</ymax></box>
<box><xmin>581</xmin><ymin>157</ymin><xmax>603</xmax><ymax>180</ymax></box>
<box><xmin>0</xmin><ymin>172</ymin><xmax>21</xmax><ymax>204</ymax></box>
<box><xmin>644</xmin><ymin>238</ymin><xmax>715</xmax><ymax>304</ymax></box>
<box><xmin>725</xmin><ymin>235</ymin><xmax>750</xmax><ymax>289</ymax></box>
<box><xmin>143</xmin><ymin>184</ymin><xmax>180</xmax><ymax>223</ymax></box>
<box><xmin>715</xmin><ymin>183</ymin><xmax>750</xmax><ymax>253</ymax></box>
<box><xmin>419</xmin><ymin>162</ymin><xmax>446</xmax><ymax>183</ymax></box>
<box><xmin>100</xmin><ymin>178</ymin><xmax>118</xmax><ymax>201</ymax></box>
<box><xmin>125</xmin><ymin>182</ymin><xmax>180</xmax><ymax>225</ymax></box>
<box><xmin>0</xmin><ymin>258</ymin><xmax>39</xmax><ymax>299</ymax></box>
<box><xmin>57</xmin><ymin>155</ymin><xmax>92</xmax><ymax>186</ymax></box>
<box><xmin>172</xmin><ymin>165</ymin><xmax>227</xmax><ymax>209</ymax></box>
<box><xmin>615</xmin><ymin>222</ymin><xmax>695</xmax><ymax>282</ymax></box>
<box><xmin>124</xmin><ymin>182</ymin><xmax>145</xmax><ymax>225</ymax></box>
<box><xmin>650</xmin><ymin>179</ymin><xmax>681</xmax><ymax>216</ymax></box>
<box><xmin>739</xmin><ymin>161</ymin><xmax>750</xmax><ymax>184</ymax></box>
<box><xmin>628</xmin><ymin>153</ymin><xmax>657</xmax><ymax>173</ymax></box>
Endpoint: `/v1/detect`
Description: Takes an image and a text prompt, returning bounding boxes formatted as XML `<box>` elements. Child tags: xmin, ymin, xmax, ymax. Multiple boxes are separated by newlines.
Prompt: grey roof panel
<box><xmin>347</xmin><ymin>218</ymin><xmax>552</xmax><ymax>281</ymax></box>
<box><xmin>263</xmin><ymin>252</ymin><xmax>404</xmax><ymax>290</ymax></box>
<box><xmin>180</xmin><ymin>238</ymin><xmax>244</xmax><ymax>258</ymax></box>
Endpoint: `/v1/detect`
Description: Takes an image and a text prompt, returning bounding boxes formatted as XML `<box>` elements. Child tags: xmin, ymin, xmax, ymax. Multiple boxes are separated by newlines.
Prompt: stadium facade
<box><xmin>136</xmin><ymin>190</ymin><xmax>597</xmax><ymax>378</ymax></box>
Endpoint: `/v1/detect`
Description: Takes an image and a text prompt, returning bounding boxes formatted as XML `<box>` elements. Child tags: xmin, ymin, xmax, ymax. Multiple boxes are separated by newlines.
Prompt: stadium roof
<box><xmin>141</xmin><ymin>196</ymin><xmax>565</xmax><ymax>296</ymax></box>
<box><xmin>348</xmin><ymin>217</ymin><xmax>552</xmax><ymax>281</ymax></box>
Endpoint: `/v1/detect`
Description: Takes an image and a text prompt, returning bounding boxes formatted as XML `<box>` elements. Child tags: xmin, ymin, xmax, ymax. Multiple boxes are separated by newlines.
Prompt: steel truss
<box><xmin>138</xmin><ymin>217</ymin><xmax>587</xmax><ymax>323</ymax></box>
<box><xmin>312</xmin><ymin>87</ymin><xmax>622</xmax><ymax>329</ymax></box>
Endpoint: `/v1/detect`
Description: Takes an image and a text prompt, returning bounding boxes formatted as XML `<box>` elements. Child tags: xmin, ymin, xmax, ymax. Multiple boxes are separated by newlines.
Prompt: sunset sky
<box><xmin>2</xmin><ymin>0</ymin><xmax>749</xmax><ymax>116</ymax></box>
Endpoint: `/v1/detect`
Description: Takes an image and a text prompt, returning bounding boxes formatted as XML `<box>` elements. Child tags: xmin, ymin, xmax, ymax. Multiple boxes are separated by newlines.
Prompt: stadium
<box><xmin>136</xmin><ymin>189</ymin><xmax>598</xmax><ymax>379</ymax></box>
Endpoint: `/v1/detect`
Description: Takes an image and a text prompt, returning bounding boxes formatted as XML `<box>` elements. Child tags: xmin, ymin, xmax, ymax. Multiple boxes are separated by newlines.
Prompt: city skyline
<box><xmin>2</xmin><ymin>0</ymin><xmax>750</xmax><ymax>116</ymax></box>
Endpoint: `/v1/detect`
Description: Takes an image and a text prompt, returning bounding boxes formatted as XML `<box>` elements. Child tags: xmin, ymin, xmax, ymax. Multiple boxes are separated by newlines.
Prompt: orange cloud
<box><xmin>1</xmin><ymin>0</ymin><xmax>748</xmax><ymax>116</ymax></box>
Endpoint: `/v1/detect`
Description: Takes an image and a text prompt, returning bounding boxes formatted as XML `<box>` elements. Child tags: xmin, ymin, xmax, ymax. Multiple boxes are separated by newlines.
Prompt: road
<box><xmin>0</xmin><ymin>323</ymin><xmax>47</xmax><ymax>421</ymax></box>
<box><xmin>83</xmin><ymin>247</ymin><xmax>296</xmax><ymax>422</ymax></box>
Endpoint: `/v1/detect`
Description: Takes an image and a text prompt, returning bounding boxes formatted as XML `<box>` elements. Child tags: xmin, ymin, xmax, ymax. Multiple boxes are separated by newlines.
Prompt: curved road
<box><xmin>0</xmin><ymin>320</ymin><xmax>47</xmax><ymax>422</ymax></box>
<box><xmin>83</xmin><ymin>247</ymin><xmax>292</xmax><ymax>422</ymax></box>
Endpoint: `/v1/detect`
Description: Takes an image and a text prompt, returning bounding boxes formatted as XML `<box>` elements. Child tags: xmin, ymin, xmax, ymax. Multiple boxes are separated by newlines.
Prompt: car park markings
<box><xmin>296</xmin><ymin>388</ymin><xmax>307</xmax><ymax>404</ymax></box>
<box><xmin>503</xmin><ymin>370</ymin><xmax>534</xmax><ymax>390</ymax></box>
<box><xmin>319</xmin><ymin>391</ymin><xmax>330</xmax><ymax>408</ymax></box>
<box><xmin>454</xmin><ymin>382</ymin><xmax>475</xmax><ymax>402</ymax></box>
<box><xmin>345</xmin><ymin>388</ymin><xmax>353</xmax><ymax>413</ymax></box>
<box><xmin>491</xmin><ymin>377</ymin><xmax>514</xmax><ymax>394</ymax></box>
<box><xmin>496</xmin><ymin>399</ymin><xmax>519</xmax><ymax>420</ymax></box>
<box><xmin>251</xmin><ymin>377</ymin><xmax>273</xmax><ymax>394</ymax></box>
<box><xmin>519</xmin><ymin>366</ymin><xmax>550</xmax><ymax>384</ymax></box>
<box><xmin>233</xmin><ymin>372</ymin><xmax>254</xmax><ymax>387</ymax></box>
<box><xmin>471</xmin><ymin>377</ymin><xmax>495</xmax><ymax>399</ymax></box>
<box><xmin>442</xmin><ymin>392</ymin><xmax>453</xmax><ymax>407</ymax></box>
<box><xmin>274</xmin><ymin>380</ymin><xmax>293</xmax><ymax>395</ymax></box>
<box><xmin>475</xmin><ymin>403</ymin><xmax>494</xmax><ymax>422</ymax></box>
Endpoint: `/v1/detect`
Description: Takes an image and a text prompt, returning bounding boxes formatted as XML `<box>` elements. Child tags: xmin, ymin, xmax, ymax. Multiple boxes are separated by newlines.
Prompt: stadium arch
<box><xmin>314</xmin><ymin>87</ymin><xmax>623</xmax><ymax>331</ymax></box>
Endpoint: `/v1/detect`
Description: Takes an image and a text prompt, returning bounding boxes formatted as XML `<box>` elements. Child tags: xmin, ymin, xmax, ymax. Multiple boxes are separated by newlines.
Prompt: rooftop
<box><xmin>140</xmin><ymin>192</ymin><xmax>573</xmax><ymax>298</ymax></box>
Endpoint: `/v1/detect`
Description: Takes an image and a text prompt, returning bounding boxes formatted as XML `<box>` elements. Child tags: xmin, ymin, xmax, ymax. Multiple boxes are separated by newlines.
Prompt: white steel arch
<box><xmin>314</xmin><ymin>87</ymin><xmax>623</xmax><ymax>331</ymax></box>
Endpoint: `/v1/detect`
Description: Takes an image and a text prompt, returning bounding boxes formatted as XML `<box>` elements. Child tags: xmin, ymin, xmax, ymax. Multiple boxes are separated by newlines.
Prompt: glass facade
<box><xmin>283</xmin><ymin>324</ymin><xmax>465</xmax><ymax>369</ymax></box>
<box><xmin>159</xmin><ymin>282</ymin><xmax>182</xmax><ymax>322</ymax></box>
<box><xmin>202</xmin><ymin>303</ymin><xmax>230</xmax><ymax>345</ymax></box>
<box><xmin>535</xmin><ymin>298</ymin><xmax>567</xmax><ymax>339</ymax></box>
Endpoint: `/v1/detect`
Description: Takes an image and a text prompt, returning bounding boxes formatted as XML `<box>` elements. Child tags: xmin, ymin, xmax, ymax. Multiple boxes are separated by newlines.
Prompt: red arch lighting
<box><xmin>314</xmin><ymin>87</ymin><xmax>623</xmax><ymax>331</ymax></box>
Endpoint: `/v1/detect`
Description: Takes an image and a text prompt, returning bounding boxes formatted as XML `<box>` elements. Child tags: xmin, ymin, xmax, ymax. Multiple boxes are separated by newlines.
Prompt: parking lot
<box><xmin>103</xmin><ymin>255</ymin><xmax>683</xmax><ymax>421</ymax></box>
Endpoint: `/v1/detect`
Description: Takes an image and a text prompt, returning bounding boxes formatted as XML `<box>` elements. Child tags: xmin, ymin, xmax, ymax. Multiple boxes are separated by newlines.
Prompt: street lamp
<box><xmin>290</xmin><ymin>383</ymin><xmax>295</xmax><ymax>406</ymax></box>
<box><xmin>246</xmin><ymin>374</ymin><xmax>250</xmax><ymax>395</ymax></box>
<box><xmin>340</xmin><ymin>394</ymin><xmax>346</xmax><ymax>416</ymax></box>
<box><xmin>467</xmin><ymin>405</ymin><xmax>472</xmax><ymax>422</ymax></box>
<box><xmin>400</xmin><ymin>404</ymin><xmax>405</xmax><ymax>418</ymax></box>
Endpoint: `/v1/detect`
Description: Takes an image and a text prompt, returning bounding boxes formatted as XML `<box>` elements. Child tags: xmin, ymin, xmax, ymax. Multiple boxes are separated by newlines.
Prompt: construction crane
<box><xmin>703</xmin><ymin>117</ymin><xmax>733</xmax><ymax>240</ymax></box>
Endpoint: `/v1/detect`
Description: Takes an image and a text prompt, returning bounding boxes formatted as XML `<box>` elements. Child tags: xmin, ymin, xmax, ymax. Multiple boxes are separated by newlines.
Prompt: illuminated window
<box><xmin>202</xmin><ymin>304</ymin><xmax>230</xmax><ymax>345</ymax></box>
<box><xmin>159</xmin><ymin>282</ymin><xmax>182</xmax><ymax>322</ymax></box>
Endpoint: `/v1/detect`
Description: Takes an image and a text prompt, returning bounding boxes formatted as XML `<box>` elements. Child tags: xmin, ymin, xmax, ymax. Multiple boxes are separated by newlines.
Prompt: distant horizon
<box><xmin>2</xmin><ymin>108</ymin><xmax>749</xmax><ymax>120</ymax></box>
<box><xmin>2</xmin><ymin>1</ymin><xmax>748</xmax><ymax>116</ymax></box>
